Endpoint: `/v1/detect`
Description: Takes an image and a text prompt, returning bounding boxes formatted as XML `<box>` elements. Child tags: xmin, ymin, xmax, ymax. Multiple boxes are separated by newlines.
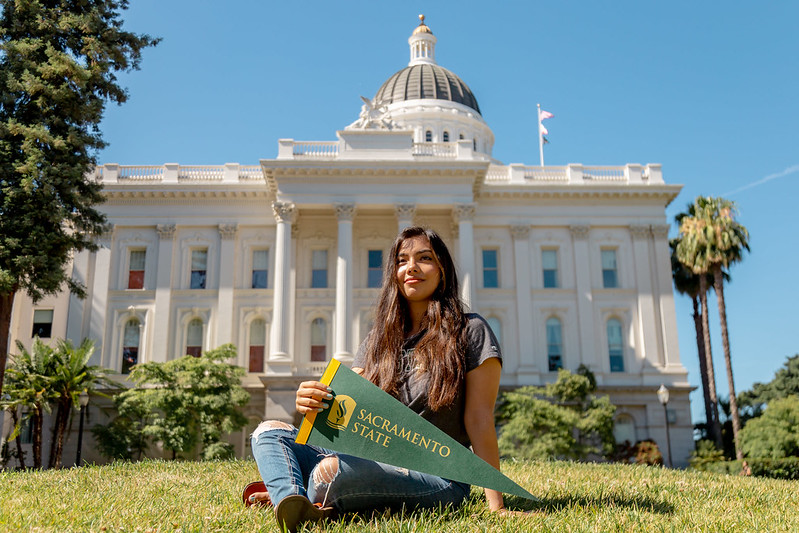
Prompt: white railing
<box><xmin>118</xmin><ymin>166</ymin><xmax>165</xmax><ymax>180</ymax></box>
<box><xmin>582</xmin><ymin>166</ymin><xmax>625</xmax><ymax>181</ymax></box>
<box><xmin>239</xmin><ymin>165</ymin><xmax>263</xmax><ymax>180</ymax></box>
<box><xmin>178</xmin><ymin>166</ymin><xmax>224</xmax><ymax>180</ymax></box>
<box><xmin>292</xmin><ymin>141</ymin><xmax>339</xmax><ymax>158</ymax></box>
<box><xmin>412</xmin><ymin>142</ymin><xmax>457</xmax><ymax>158</ymax></box>
<box><xmin>485</xmin><ymin>166</ymin><xmax>509</xmax><ymax>182</ymax></box>
<box><xmin>523</xmin><ymin>166</ymin><xmax>568</xmax><ymax>181</ymax></box>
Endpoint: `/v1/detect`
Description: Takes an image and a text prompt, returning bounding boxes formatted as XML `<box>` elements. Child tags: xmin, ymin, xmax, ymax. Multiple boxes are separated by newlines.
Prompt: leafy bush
<box><xmin>739</xmin><ymin>396</ymin><xmax>799</xmax><ymax>459</ymax></box>
<box><xmin>634</xmin><ymin>440</ymin><xmax>663</xmax><ymax>466</ymax></box>
<box><xmin>93</xmin><ymin>344</ymin><xmax>249</xmax><ymax>461</ymax></box>
<box><xmin>496</xmin><ymin>368</ymin><xmax>616</xmax><ymax>461</ymax></box>
<box><xmin>689</xmin><ymin>439</ymin><xmax>725</xmax><ymax>470</ymax></box>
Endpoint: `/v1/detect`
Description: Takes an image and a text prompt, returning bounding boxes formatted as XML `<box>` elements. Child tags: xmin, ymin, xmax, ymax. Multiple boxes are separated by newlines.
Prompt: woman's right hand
<box><xmin>295</xmin><ymin>381</ymin><xmax>334</xmax><ymax>415</ymax></box>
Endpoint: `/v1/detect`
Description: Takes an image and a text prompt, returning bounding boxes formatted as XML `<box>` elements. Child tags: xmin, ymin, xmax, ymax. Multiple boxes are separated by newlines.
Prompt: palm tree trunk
<box><xmin>699</xmin><ymin>275</ymin><xmax>723</xmax><ymax>449</ymax></box>
<box><xmin>49</xmin><ymin>400</ymin><xmax>69</xmax><ymax>468</ymax></box>
<box><xmin>692</xmin><ymin>295</ymin><xmax>715</xmax><ymax>436</ymax></box>
<box><xmin>714</xmin><ymin>265</ymin><xmax>743</xmax><ymax>460</ymax></box>
<box><xmin>9</xmin><ymin>409</ymin><xmax>26</xmax><ymax>469</ymax></box>
<box><xmin>32</xmin><ymin>407</ymin><xmax>43</xmax><ymax>469</ymax></box>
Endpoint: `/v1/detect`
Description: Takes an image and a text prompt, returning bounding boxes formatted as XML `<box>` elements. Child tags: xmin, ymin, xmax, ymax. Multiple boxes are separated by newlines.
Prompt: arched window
<box><xmin>607</xmin><ymin>318</ymin><xmax>624</xmax><ymax>372</ymax></box>
<box><xmin>546</xmin><ymin>317</ymin><xmax>563</xmax><ymax>371</ymax></box>
<box><xmin>249</xmin><ymin>319</ymin><xmax>266</xmax><ymax>372</ymax></box>
<box><xmin>122</xmin><ymin>318</ymin><xmax>141</xmax><ymax>374</ymax></box>
<box><xmin>459</xmin><ymin>133</ymin><xmax>464</xmax><ymax>140</ymax></box>
<box><xmin>443</xmin><ymin>131</ymin><xmax>450</xmax><ymax>142</ymax></box>
<box><xmin>473</xmin><ymin>139</ymin><xmax>477</xmax><ymax>151</ymax></box>
<box><xmin>486</xmin><ymin>317</ymin><xmax>502</xmax><ymax>344</ymax></box>
<box><xmin>613</xmin><ymin>414</ymin><xmax>637</xmax><ymax>446</ymax></box>
<box><xmin>425</xmin><ymin>130</ymin><xmax>433</xmax><ymax>142</ymax></box>
<box><xmin>311</xmin><ymin>318</ymin><xmax>327</xmax><ymax>362</ymax></box>
<box><xmin>186</xmin><ymin>318</ymin><xmax>203</xmax><ymax>357</ymax></box>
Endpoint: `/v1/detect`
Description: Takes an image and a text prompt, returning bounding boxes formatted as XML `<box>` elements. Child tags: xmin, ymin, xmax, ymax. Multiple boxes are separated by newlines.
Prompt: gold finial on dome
<box><xmin>413</xmin><ymin>14</ymin><xmax>432</xmax><ymax>35</ymax></box>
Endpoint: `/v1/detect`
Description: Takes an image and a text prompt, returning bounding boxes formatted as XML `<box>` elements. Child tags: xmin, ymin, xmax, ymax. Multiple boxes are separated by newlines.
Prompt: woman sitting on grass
<box><xmin>246</xmin><ymin>226</ymin><xmax>518</xmax><ymax>531</ymax></box>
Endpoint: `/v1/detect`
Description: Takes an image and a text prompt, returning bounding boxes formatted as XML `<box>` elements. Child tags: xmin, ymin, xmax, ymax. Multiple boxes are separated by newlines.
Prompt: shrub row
<box><xmin>696</xmin><ymin>457</ymin><xmax>799</xmax><ymax>480</ymax></box>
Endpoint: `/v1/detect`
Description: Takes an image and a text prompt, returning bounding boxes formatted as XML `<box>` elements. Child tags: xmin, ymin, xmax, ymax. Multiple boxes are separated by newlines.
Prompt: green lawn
<box><xmin>1</xmin><ymin>459</ymin><xmax>796</xmax><ymax>532</ymax></box>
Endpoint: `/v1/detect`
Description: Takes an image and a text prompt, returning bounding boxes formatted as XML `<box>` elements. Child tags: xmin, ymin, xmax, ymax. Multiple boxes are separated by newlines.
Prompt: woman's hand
<box><xmin>295</xmin><ymin>381</ymin><xmax>334</xmax><ymax>415</ymax></box>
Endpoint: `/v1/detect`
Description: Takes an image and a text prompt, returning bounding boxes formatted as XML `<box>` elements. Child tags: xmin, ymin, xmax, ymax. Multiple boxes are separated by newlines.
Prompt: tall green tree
<box><xmin>0</xmin><ymin>0</ymin><xmax>159</xmax><ymax>397</ymax></box>
<box><xmin>739</xmin><ymin>396</ymin><xmax>799</xmax><ymax>459</ymax></box>
<box><xmin>739</xmin><ymin>354</ymin><xmax>799</xmax><ymax>414</ymax></box>
<box><xmin>677</xmin><ymin>196</ymin><xmax>749</xmax><ymax>460</ymax></box>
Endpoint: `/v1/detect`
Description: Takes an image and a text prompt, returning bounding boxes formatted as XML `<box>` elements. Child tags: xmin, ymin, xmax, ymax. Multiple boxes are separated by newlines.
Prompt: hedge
<box><xmin>696</xmin><ymin>457</ymin><xmax>799</xmax><ymax>480</ymax></box>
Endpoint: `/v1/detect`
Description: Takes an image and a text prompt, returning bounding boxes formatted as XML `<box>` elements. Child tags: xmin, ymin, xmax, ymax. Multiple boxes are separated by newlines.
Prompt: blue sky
<box><xmin>99</xmin><ymin>1</ymin><xmax>799</xmax><ymax>423</ymax></box>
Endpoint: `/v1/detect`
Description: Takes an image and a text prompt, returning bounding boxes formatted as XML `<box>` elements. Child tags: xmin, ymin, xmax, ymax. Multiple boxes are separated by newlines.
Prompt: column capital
<box><xmin>218</xmin><ymin>223</ymin><xmax>238</xmax><ymax>240</ymax></box>
<box><xmin>452</xmin><ymin>203</ymin><xmax>476</xmax><ymax>222</ymax></box>
<box><xmin>510</xmin><ymin>224</ymin><xmax>530</xmax><ymax>240</ymax></box>
<box><xmin>156</xmin><ymin>224</ymin><xmax>176</xmax><ymax>240</ymax></box>
<box><xmin>630</xmin><ymin>224</ymin><xmax>651</xmax><ymax>240</ymax></box>
<box><xmin>334</xmin><ymin>203</ymin><xmax>356</xmax><ymax>221</ymax></box>
<box><xmin>272</xmin><ymin>201</ymin><xmax>297</xmax><ymax>223</ymax></box>
<box><xmin>651</xmin><ymin>224</ymin><xmax>670</xmax><ymax>239</ymax></box>
<box><xmin>394</xmin><ymin>203</ymin><xmax>416</xmax><ymax>220</ymax></box>
<box><xmin>569</xmin><ymin>225</ymin><xmax>590</xmax><ymax>240</ymax></box>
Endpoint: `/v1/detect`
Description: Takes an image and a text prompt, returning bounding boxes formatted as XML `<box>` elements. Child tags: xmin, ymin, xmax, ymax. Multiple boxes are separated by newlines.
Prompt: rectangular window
<box><xmin>367</xmin><ymin>250</ymin><xmax>383</xmax><ymax>288</ymax></box>
<box><xmin>249</xmin><ymin>319</ymin><xmax>266</xmax><ymax>373</ymax></box>
<box><xmin>482</xmin><ymin>249</ymin><xmax>499</xmax><ymax>288</ymax></box>
<box><xmin>190</xmin><ymin>249</ymin><xmax>208</xmax><ymax>289</ymax></box>
<box><xmin>252</xmin><ymin>249</ymin><xmax>269</xmax><ymax>289</ymax></box>
<box><xmin>19</xmin><ymin>415</ymin><xmax>33</xmax><ymax>445</ymax></box>
<box><xmin>31</xmin><ymin>309</ymin><xmax>53</xmax><ymax>338</ymax></box>
<box><xmin>601</xmin><ymin>249</ymin><xmax>618</xmax><ymax>288</ymax></box>
<box><xmin>608</xmin><ymin>319</ymin><xmax>625</xmax><ymax>372</ymax></box>
<box><xmin>546</xmin><ymin>319</ymin><xmax>563</xmax><ymax>371</ymax></box>
<box><xmin>128</xmin><ymin>249</ymin><xmax>146</xmax><ymax>289</ymax></box>
<box><xmin>311</xmin><ymin>250</ymin><xmax>328</xmax><ymax>288</ymax></box>
<box><xmin>542</xmin><ymin>249</ymin><xmax>559</xmax><ymax>288</ymax></box>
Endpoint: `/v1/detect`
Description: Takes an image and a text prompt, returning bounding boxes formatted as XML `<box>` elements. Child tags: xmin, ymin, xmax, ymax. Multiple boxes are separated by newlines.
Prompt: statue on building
<box><xmin>346</xmin><ymin>96</ymin><xmax>396</xmax><ymax>130</ymax></box>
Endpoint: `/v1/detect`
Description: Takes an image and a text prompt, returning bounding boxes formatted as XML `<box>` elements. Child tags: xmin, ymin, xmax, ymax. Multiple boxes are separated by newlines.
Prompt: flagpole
<box><xmin>537</xmin><ymin>103</ymin><xmax>544</xmax><ymax>167</ymax></box>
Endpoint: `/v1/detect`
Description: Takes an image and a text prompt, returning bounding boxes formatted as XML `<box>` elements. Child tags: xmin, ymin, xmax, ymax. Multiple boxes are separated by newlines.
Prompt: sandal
<box><xmin>274</xmin><ymin>494</ymin><xmax>335</xmax><ymax>533</ymax></box>
<box><xmin>242</xmin><ymin>481</ymin><xmax>271</xmax><ymax>508</ymax></box>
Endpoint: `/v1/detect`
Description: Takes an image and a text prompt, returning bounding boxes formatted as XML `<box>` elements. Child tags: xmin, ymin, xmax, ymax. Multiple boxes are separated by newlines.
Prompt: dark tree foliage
<box><xmin>0</xmin><ymin>0</ymin><xmax>159</xmax><ymax>395</ymax></box>
<box><xmin>739</xmin><ymin>354</ymin><xmax>799</xmax><ymax>415</ymax></box>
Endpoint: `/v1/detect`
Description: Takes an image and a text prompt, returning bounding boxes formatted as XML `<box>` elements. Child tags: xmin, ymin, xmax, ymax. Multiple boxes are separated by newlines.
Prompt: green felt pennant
<box><xmin>297</xmin><ymin>359</ymin><xmax>535</xmax><ymax>500</ymax></box>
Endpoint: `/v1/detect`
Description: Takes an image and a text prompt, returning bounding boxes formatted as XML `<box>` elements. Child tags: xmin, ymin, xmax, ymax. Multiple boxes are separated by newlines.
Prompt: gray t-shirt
<box><xmin>352</xmin><ymin>313</ymin><xmax>502</xmax><ymax>448</ymax></box>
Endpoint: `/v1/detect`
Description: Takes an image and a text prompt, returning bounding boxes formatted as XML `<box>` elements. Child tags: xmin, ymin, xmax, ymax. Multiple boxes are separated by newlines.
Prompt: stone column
<box><xmin>216</xmin><ymin>223</ymin><xmax>238</xmax><ymax>346</ymax></box>
<box><xmin>511</xmin><ymin>225</ymin><xmax>533</xmax><ymax>375</ymax></box>
<box><xmin>66</xmin><ymin>249</ymin><xmax>91</xmax><ymax>344</ymax></box>
<box><xmin>269</xmin><ymin>202</ymin><xmax>296</xmax><ymax>369</ymax></box>
<box><xmin>394</xmin><ymin>204</ymin><xmax>416</xmax><ymax>233</ymax></box>
<box><xmin>570</xmin><ymin>225</ymin><xmax>594</xmax><ymax>369</ymax></box>
<box><xmin>334</xmin><ymin>204</ymin><xmax>356</xmax><ymax>362</ymax></box>
<box><xmin>630</xmin><ymin>224</ymin><xmax>658</xmax><ymax>370</ymax></box>
<box><xmin>453</xmin><ymin>204</ymin><xmax>476</xmax><ymax>310</ymax></box>
<box><xmin>89</xmin><ymin>231</ymin><xmax>113</xmax><ymax>367</ymax></box>
<box><xmin>151</xmin><ymin>224</ymin><xmax>176</xmax><ymax>363</ymax></box>
<box><xmin>651</xmin><ymin>224</ymin><xmax>680</xmax><ymax>367</ymax></box>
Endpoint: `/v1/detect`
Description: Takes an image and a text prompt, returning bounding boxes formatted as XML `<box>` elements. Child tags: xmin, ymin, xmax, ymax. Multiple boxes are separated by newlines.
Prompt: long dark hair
<box><xmin>361</xmin><ymin>226</ymin><xmax>467</xmax><ymax>411</ymax></box>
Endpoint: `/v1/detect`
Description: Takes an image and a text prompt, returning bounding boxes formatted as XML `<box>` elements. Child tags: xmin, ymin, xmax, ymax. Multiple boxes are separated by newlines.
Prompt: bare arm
<box><xmin>463</xmin><ymin>357</ymin><xmax>506</xmax><ymax>512</ymax></box>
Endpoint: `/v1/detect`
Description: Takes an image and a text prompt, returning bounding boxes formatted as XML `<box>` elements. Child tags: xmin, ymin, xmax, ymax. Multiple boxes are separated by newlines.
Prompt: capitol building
<box><xmin>6</xmin><ymin>17</ymin><xmax>693</xmax><ymax>466</ymax></box>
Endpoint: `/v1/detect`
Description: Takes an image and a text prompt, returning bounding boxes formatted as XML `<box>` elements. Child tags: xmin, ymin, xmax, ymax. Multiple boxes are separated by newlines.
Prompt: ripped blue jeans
<box><xmin>250</xmin><ymin>421</ymin><xmax>470</xmax><ymax>512</ymax></box>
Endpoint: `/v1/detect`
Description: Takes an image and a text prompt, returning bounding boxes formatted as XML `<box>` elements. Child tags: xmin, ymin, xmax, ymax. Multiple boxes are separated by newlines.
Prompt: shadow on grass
<box><xmin>503</xmin><ymin>493</ymin><xmax>674</xmax><ymax>515</ymax></box>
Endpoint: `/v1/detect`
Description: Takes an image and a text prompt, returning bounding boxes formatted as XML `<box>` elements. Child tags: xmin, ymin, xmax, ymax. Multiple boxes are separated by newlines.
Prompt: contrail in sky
<box><xmin>723</xmin><ymin>164</ymin><xmax>799</xmax><ymax>196</ymax></box>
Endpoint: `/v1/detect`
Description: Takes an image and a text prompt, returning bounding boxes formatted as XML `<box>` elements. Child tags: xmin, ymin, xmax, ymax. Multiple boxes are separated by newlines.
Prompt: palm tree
<box><xmin>47</xmin><ymin>338</ymin><xmax>114</xmax><ymax>468</ymax></box>
<box><xmin>677</xmin><ymin>196</ymin><xmax>749</xmax><ymax>460</ymax></box>
<box><xmin>1</xmin><ymin>338</ymin><xmax>56</xmax><ymax>468</ymax></box>
<box><xmin>670</xmin><ymin>236</ymin><xmax>717</xmax><ymax>443</ymax></box>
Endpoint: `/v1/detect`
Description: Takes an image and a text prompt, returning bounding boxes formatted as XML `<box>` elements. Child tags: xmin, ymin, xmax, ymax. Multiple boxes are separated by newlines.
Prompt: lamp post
<box><xmin>75</xmin><ymin>390</ymin><xmax>89</xmax><ymax>467</ymax></box>
<box><xmin>657</xmin><ymin>384</ymin><xmax>673</xmax><ymax>468</ymax></box>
